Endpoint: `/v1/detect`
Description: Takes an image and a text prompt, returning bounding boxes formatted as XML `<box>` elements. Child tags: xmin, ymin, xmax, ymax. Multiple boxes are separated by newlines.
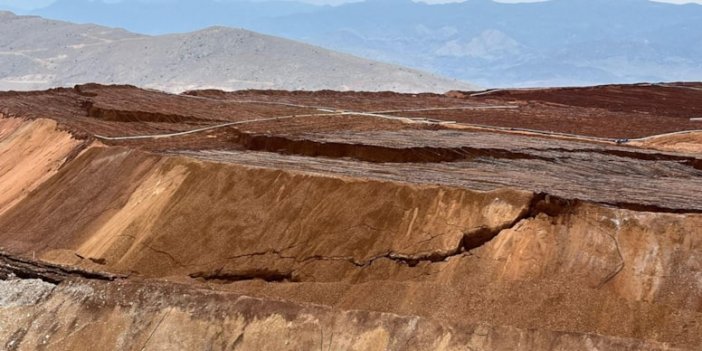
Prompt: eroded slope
<box><xmin>1</xmin><ymin>84</ymin><xmax>701</xmax><ymax>350</ymax></box>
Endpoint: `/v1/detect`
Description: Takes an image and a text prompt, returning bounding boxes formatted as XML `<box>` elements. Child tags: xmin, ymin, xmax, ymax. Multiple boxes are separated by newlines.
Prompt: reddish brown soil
<box><xmin>481</xmin><ymin>83</ymin><xmax>702</xmax><ymax>118</ymax></box>
<box><xmin>2</xmin><ymin>83</ymin><xmax>701</xmax><ymax>139</ymax></box>
<box><xmin>189</xmin><ymin>84</ymin><xmax>702</xmax><ymax>138</ymax></box>
<box><xmin>2</xmin><ymin>83</ymin><xmax>702</xmax><ymax>350</ymax></box>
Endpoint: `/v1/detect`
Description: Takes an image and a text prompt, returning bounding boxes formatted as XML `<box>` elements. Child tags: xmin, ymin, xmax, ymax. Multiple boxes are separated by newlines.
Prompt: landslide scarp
<box><xmin>1</xmin><ymin>85</ymin><xmax>702</xmax><ymax>350</ymax></box>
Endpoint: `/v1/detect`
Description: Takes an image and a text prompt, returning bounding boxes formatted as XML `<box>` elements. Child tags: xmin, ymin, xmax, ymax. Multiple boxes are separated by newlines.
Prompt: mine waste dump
<box><xmin>1</xmin><ymin>83</ymin><xmax>702</xmax><ymax>350</ymax></box>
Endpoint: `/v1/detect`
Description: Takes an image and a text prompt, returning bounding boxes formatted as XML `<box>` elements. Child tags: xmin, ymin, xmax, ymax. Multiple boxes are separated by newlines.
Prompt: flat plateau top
<box><xmin>2</xmin><ymin>82</ymin><xmax>702</xmax><ymax>212</ymax></box>
<box><xmin>0</xmin><ymin>82</ymin><xmax>701</xmax><ymax>139</ymax></box>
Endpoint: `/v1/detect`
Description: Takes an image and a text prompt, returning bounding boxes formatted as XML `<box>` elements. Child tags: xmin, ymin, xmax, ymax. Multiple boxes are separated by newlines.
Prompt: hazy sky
<box><xmin>1</xmin><ymin>0</ymin><xmax>701</xmax><ymax>10</ymax></box>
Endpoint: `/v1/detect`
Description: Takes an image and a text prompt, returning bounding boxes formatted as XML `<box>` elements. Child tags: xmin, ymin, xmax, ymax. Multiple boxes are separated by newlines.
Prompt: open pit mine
<box><xmin>0</xmin><ymin>82</ymin><xmax>702</xmax><ymax>350</ymax></box>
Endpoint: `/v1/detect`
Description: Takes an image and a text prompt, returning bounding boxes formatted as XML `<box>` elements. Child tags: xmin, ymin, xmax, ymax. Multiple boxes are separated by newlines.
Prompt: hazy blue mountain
<box><xmin>16</xmin><ymin>0</ymin><xmax>320</xmax><ymax>35</ymax></box>
<box><xmin>0</xmin><ymin>4</ymin><xmax>17</xmax><ymax>12</ymax></box>
<box><xmin>14</xmin><ymin>0</ymin><xmax>702</xmax><ymax>87</ymax></box>
<box><xmin>248</xmin><ymin>0</ymin><xmax>702</xmax><ymax>87</ymax></box>
<box><xmin>29</xmin><ymin>0</ymin><xmax>320</xmax><ymax>34</ymax></box>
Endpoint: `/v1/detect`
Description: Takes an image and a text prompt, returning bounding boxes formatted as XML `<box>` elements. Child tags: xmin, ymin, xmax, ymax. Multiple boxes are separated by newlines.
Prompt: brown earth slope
<box><xmin>0</xmin><ymin>83</ymin><xmax>701</xmax><ymax>350</ymax></box>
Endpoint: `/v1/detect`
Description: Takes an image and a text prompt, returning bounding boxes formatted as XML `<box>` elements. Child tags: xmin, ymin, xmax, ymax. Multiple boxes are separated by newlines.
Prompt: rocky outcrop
<box><xmin>0</xmin><ymin>251</ymin><xmax>686</xmax><ymax>351</ymax></box>
<box><xmin>0</xmin><ymin>275</ymin><xmax>682</xmax><ymax>351</ymax></box>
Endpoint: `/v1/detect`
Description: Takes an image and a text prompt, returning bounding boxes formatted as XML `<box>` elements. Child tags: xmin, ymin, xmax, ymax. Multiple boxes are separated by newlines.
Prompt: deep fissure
<box><xmin>0</xmin><ymin>251</ymin><xmax>123</xmax><ymax>284</ymax></box>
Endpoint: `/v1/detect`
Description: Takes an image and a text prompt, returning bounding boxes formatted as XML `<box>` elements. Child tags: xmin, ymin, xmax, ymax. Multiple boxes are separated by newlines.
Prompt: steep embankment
<box><xmin>0</xmin><ymin>116</ymin><xmax>701</xmax><ymax>349</ymax></box>
<box><xmin>0</xmin><ymin>117</ymin><xmax>83</xmax><ymax>215</ymax></box>
<box><xmin>0</xmin><ymin>141</ymin><xmax>534</xmax><ymax>279</ymax></box>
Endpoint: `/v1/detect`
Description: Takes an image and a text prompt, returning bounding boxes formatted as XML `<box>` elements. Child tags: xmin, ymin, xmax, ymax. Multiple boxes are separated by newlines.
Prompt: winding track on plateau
<box><xmin>94</xmin><ymin>97</ymin><xmax>702</xmax><ymax>146</ymax></box>
<box><xmin>93</xmin><ymin>101</ymin><xmax>518</xmax><ymax>141</ymax></box>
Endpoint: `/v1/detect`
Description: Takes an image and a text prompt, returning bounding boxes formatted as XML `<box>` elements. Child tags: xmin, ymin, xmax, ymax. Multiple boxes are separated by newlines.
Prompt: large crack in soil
<box><xmin>82</xmin><ymin>100</ymin><xmax>214</xmax><ymax>124</ymax></box>
<box><xmin>189</xmin><ymin>268</ymin><xmax>297</xmax><ymax>283</ymax></box>
<box><xmin>0</xmin><ymin>250</ymin><xmax>124</xmax><ymax>284</ymax></box>
<box><xmin>183</xmin><ymin>193</ymin><xmax>576</xmax><ymax>284</ymax></box>
<box><xmin>235</xmin><ymin>131</ymin><xmax>548</xmax><ymax>163</ymax></box>
<box><xmin>231</xmin><ymin>131</ymin><xmax>702</xmax><ymax>172</ymax></box>
<box><xmin>354</xmin><ymin>193</ymin><xmax>573</xmax><ymax>268</ymax></box>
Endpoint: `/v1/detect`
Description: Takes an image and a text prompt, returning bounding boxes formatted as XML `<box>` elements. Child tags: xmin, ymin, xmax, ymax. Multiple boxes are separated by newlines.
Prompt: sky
<box><xmin>1</xmin><ymin>0</ymin><xmax>701</xmax><ymax>11</ymax></box>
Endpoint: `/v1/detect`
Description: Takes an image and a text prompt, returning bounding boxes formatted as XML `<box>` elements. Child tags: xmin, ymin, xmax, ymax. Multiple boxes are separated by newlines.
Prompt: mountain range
<box><xmin>0</xmin><ymin>11</ymin><xmax>473</xmax><ymax>92</ymax></box>
<box><xmin>12</xmin><ymin>0</ymin><xmax>702</xmax><ymax>87</ymax></box>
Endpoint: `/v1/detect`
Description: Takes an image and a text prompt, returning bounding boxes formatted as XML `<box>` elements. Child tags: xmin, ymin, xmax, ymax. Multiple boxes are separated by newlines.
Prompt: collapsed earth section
<box><xmin>0</xmin><ymin>84</ymin><xmax>701</xmax><ymax>350</ymax></box>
